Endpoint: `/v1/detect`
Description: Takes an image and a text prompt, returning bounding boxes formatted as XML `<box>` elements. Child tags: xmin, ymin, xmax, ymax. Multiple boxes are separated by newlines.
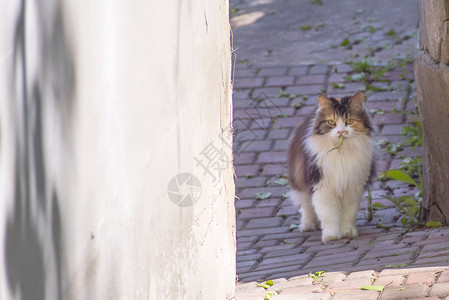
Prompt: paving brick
<box><xmin>254</xmin><ymin>239</ymin><xmax>279</xmax><ymax>248</ymax></box>
<box><xmin>258</xmin><ymin>67</ymin><xmax>288</xmax><ymax>76</ymax></box>
<box><xmin>238</xmin><ymin>235</ymin><xmax>259</xmax><ymax>244</ymax></box>
<box><xmin>266</xmin><ymin>76</ymin><xmax>295</xmax><ymax>87</ymax></box>
<box><xmin>331</xmin><ymin>290</ymin><xmax>379</xmax><ymax>300</ymax></box>
<box><xmin>415</xmin><ymin>235</ymin><xmax>449</xmax><ymax>247</ymax></box>
<box><xmin>367</xmin><ymin>91</ymin><xmax>406</xmax><ymax>101</ymax></box>
<box><xmin>241</xmin><ymin>140</ymin><xmax>273</xmax><ymax>152</ymax></box>
<box><xmin>272</xmin><ymin>293</ymin><xmax>332</xmax><ymax>300</ymax></box>
<box><xmin>276</xmin><ymin>205</ymin><xmax>299</xmax><ymax>217</ymax></box>
<box><xmin>421</xmin><ymin>242</ymin><xmax>449</xmax><ymax>253</ymax></box>
<box><xmin>258</xmin><ymin>253</ymin><xmax>312</xmax><ymax>267</ymax></box>
<box><xmin>261</xmin><ymin>164</ymin><xmax>286</xmax><ymax>176</ymax></box>
<box><xmin>363</xmin><ymin>247</ymin><xmax>419</xmax><ymax>260</ymax></box>
<box><xmin>328</xmin><ymin>82</ymin><xmax>365</xmax><ymax>93</ymax></box>
<box><xmin>272</xmin><ymin>116</ymin><xmax>302</xmax><ymax>128</ymax></box>
<box><xmin>295</xmin><ymin>105</ymin><xmax>317</xmax><ymax>116</ymax></box>
<box><xmin>279</xmin><ymin>285</ymin><xmax>327</xmax><ymax>295</ymax></box>
<box><xmin>381</xmin><ymin>124</ymin><xmax>404</xmax><ymax>135</ymax></box>
<box><xmin>234</xmin><ymin>89</ymin><xmax>252</xmax><ymax>99</ymax></box>
<box><xmin>328</xmin><ymin>73</ymin><xmax>346</xmax><ymax>83</ymax></box>
<box><xmin>238</xmin><ymin>260</ymin><xmax>259</xmax><ymax>269</ymax></box>
<box><xmin>256</xmin><ymin>198</ymin><xmax>281</xmax><ymax>208</ymax></box>
<box><xmin>247</xmin><ymin>217</ymin><xmax>284</xmax><ymax>229</ymax></box>
<box><xmin>379</xmin><ymin>266</ymin><xmax>449</xmax><ymax>277</ymax></box>
<box><xmin>235</xmin><ymin>77</ymin><xmax>265</xmax><ymax>88</ymax></box>
<box><xmin>356</xmin><ymin>253</ymin><xmax>413</xmax><ymax>268</ymax></box>
<box><xmin>345</xmin><ymin>270</ymin><xmax>376</xmax><ymax>281</ymax></box>
<box><xmin>430</xmin><ymin>282</ymin><xmax>449</xmax><ymax>297</ymax></box>
<box><xmin>414</xmin><ymin>255</ymin><xmax>449</xmax><ymax>266</ymax></box>
<box><xmin>268</xmin><ymin>129</ymin><xmax>291</xmax><ymax>139</ymax></box>
<box><xmin>238</xmin><ymin>265</ymin><xmax>300</xmax><ymax>281</ymax></box>
<box><xmin>380</xmin><ymin>284</ymin><xmax>429</xmax><ymax>300</ymax></box>
<box><xmin>238</xmin><ymin>242</ymin><xmax>256</xmax><ymax>251</ymax></box>
<box><xmin>257</xmin><ymin>151</ymin><xmax>287</xmax><ymax>163</ymax></box>
<box><xmin>373</xmin><ymin>113</ymin><xmax>404</xmax><ymax>125</ymax></box>
<box><xmin>285</xmin><ymin>85</ymin><xmax>323</xmax><ymax>95</ymax></box>
<box><xmin>305</xmin><ymin>252</ymin><xmax>359</xmax><ymax>269</ymax></box>
<box><xmin>273</xmin><ymin>139</ymin><xmax>289</xmax><ymax>151</ymax></box>
<box><xmin>234</xmin><ymin>152</ymin><xmax>257</xmax><ymax>164</ymax></box>
<box><xmin>326</xmin><ymin>278</ymin><xmax>373</xmax><ymax>292</ymax></box>
<box><xmin>365</xmin><ymin>101</ymin><xmax>401</xmax><ymax>112</ymax></box>
<box><xmin>252</xmin><ymin>87</ymin><xmax>285</xmax><ymax>99</ymax></box>
<box><xmin>236</xmin><ymin>177</ymin><xmax>268</xmax><ymax>188</ymax></box>
<box><xmin>438</xmin><ymin>271</ymin><xmax>449</xmax><ymax>283</ymax></box>
<box><xmin>238</xmin><ymin>207</ymin><xmax>276</xmax><ymax>219</ymax></box>
<box><xmin>309</xmin><ymin>64</ymin><xmax>328</xmax><ymax>75</ymax></box>
<box><xmin>406</xmin><ymin>271</ymin><xmax>436</xmax><ymax>286</ymax></box>
<box><xmin>239</xmin><ymin>186</ymin><xmax>287</xmax><ymax>199</ymax></box>
<box><xmin>236</xmin><ymin>199</ymin><xmax>257</xmax><ymax>209</ymax></box>
<box><xmin>235</xmin><ymin>165</ymin><xmax>260</xmax><ymax>176</ymax></box>
<box><xmin>237</xmin><ymin>226</ymin><xmax>290</xmax><ymax>238</ymax></box>
<box><xmin>288</xmin><ymin>66</ymin><xmax>309</xmax><ymax>76</ymax></box>
<box><xmin>259</xmin><ymin>243</ymin><xmax>297</xmax><ymax>254</ymax></box>
<box><xmin>265</xmin><ymin>248</ymin><xmax>307</xmax><ymax>259</ymax></box>
<box><xmin>296</xmin><ymin>75</ymin><xmax>326</xmax><ymax>85</ymax></box>
<box><xmin>374</xmin><ymin>275</ymin><xmax>405</xmax><ymax>287</ymax></box>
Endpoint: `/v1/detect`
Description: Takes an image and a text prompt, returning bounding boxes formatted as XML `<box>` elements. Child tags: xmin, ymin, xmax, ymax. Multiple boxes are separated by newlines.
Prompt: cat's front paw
<box><xmin>341</xmin><ymin>226</ymin><xmax>358</xmax><ymax>239</ymax></box>
<box><xmin>321</xmin><ymin>229</ymin><xmax>342</xmax><ymax>244</ymax></box>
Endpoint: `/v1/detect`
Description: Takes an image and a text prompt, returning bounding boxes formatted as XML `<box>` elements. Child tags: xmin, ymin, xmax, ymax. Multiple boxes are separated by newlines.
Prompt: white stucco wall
<box><xmin>0</xmin><ymin>1</ymin><xmax>235</xmax><ymax>299</ymax></box>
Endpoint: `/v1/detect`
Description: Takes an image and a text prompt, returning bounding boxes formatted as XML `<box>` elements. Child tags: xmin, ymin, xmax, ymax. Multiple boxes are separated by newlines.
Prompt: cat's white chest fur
<box><xmin>307</xmin><ymin>134</ymin><xmax>374</xmax><ymax>198</ymax></box>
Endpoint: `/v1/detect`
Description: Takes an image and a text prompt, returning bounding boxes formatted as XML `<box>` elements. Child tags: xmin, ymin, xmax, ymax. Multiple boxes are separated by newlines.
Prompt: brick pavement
<box><xmin>233</xmin><ymin>63</ymin><xmax>449</xmax><ymax>298</ymax></box>
<box><xmin>231</xmin><ymin>0</ymin><xmax>449</xmax><ymax>299</ymax></box>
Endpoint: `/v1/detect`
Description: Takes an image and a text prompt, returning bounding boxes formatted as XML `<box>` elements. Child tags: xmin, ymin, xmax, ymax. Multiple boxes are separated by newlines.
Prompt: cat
<box><xmin>287</xmin><ymin>92</ymin><xmax>375</xmax><ymax>244</ymax></box>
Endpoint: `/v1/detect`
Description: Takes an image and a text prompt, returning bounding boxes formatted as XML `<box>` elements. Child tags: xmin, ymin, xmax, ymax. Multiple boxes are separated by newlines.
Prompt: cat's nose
<box><xmin>337</xmin><ymin>131</ymin><xmax>344</xmax><ymax>136</ymax></box>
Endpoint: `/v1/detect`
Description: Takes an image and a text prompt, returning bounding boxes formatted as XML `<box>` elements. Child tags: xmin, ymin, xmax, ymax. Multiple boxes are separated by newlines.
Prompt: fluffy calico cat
<box><xmin>288</xmin><ymin>92</ymin><xmax>375</xmax><ymax>244</ymax></box>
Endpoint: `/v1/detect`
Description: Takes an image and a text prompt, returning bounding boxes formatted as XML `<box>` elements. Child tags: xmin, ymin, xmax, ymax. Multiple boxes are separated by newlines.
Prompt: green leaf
<box><xmin>340</xmin><ymin>38</ymin><xmax>350</xmax><ymax>46</ymax></box>
<box><xmin>265</xmin><ymin>291</ymin><xmax>278</xmax><ymax>300</ymax></box>
<box><xmin>401</xmin><ymin>217</ymin><xmax>409</xmax><ymax>227</ymax></box>
<box><xmin>398</xmin><ymin>195</ymin><xmax>418</xmax><ymax>206</ymax></box>
<box><xmin>265</xmin><ymin>280</ymin><xmax>274</xmax><ymax>286</ymax></box>
<box><xmin>384</xmin><ymin>170</ymin><xmax>418</xmax><ymax>187</ymax></box>
<box><xmin>332</xmin><ymin>83</ymin><xmax>345</xmax><ymax>89</ymax></box>
<box><xmin>256</xmin><ymin>192</ymin><xmax>272</xmax><ymax>200</ymax></box>
<box><xmin>372</xmin><ymin>202</ymin><xmax>389</xmax><ymax>210</ymax></box>
<box><xmin>283</xmin><ymin>240</ymin><xmax>295</xmax><ymax>245</ymax></box>
<box><xmin>289</xmin><ymin>224</ymin><xmax>299</xmax><ymax>232</ymax></box>
<box><xmin>385</xmin><ymin>29</ymin><xmax>396</xmax><ymax>36</ymax></box>
<box><xmin>360</xmin><ymin>285</ymin><xmax>385</xmax><ymax>292</ymax></box>
<box><xmin>426</xmin><ymin>221</ymin><xmax>443</xmax><ymax>228</ymax></box>
<box><xmin>274</xmin><ymin>178</ymin><xmax>289</xmax><ymax>186</ymax></box>
<box><xmin>301</xmin><ymin>24</ymin><xmax>312</xmax><ymax>30</ymax></box>
<box><xmin>257</xmin><ymin>283</ymin><xmax>270</xmax><ymax>289</ymax></box>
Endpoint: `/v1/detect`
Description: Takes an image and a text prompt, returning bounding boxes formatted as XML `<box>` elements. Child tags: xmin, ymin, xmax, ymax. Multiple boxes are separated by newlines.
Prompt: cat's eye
<box><xmin>327</xmin><ymin>119</ymin><xmax>336</xmax><ymax>127</ymax></box>
<box><xmin>346</xmin><ymin>119</ymin><xmax>355</xmax><ymax>125</ymax></box>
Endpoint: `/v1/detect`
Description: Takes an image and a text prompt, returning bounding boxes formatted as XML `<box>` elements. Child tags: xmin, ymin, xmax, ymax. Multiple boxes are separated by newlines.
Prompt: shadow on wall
<box><xmin>4</xmin><ymin>0</ymin><xmax>74</xmax><ymax>298</ymax></box>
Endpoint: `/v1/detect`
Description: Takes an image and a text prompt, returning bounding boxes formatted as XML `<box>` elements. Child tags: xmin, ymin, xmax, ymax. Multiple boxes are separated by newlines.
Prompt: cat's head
<box><xmin>313</xmin><ymin>92</ymin><xmax>372</xmax><ymax>140</ymax></box>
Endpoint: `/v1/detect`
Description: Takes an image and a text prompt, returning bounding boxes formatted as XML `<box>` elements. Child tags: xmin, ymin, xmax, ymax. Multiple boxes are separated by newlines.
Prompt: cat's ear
<box><xmin>349</xmin><ymin>92</ymin><xmax>364</xmax><ymax>107</ymax></box>
<box><xmin>318</xmin><ymin>94</ymin><xmax>331</xmax><ymax>108</ymax></box>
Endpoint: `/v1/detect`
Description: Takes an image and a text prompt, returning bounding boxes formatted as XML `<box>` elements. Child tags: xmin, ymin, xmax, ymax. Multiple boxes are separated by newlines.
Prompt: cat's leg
<box><xmin>340</xmin><ymin>186</ymin><xmax>364</xmax><ymax>238</ymax></box>
<box><xmin>290</xmin><ymin>190</ymin><xmax>319</xmax><ymax>231</ymax></box>
<box><xmin>312</xmin><ymin>186</ymin><xmax>342</xmax><ymax>243</ymax></box>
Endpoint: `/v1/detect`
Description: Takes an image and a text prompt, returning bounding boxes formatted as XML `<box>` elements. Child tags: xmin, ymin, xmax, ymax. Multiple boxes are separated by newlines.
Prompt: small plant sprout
<box><xmin>309</xmin><ymin>271</ymin><xmax>327</xmax><ymax>283</ymax></box>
